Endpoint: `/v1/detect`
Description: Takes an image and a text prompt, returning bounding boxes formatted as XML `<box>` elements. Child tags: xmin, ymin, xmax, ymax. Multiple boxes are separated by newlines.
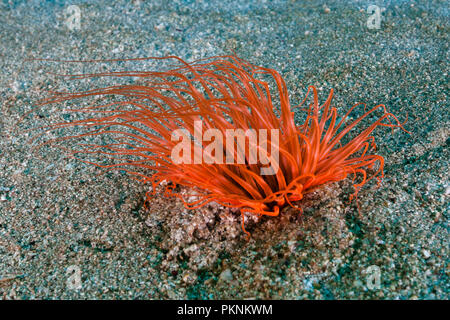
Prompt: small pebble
<box><xmin>219</xmin><ymin>269</ymin><xmax>233</xmax><ymax>282</ymax></box>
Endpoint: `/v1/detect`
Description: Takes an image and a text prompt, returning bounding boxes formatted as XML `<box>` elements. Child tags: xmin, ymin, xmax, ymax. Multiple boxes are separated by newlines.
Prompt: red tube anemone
<box><xmin>32</xmin><ymin>55</ymin><xmax>408</xmax><ymax>237</ymax></box>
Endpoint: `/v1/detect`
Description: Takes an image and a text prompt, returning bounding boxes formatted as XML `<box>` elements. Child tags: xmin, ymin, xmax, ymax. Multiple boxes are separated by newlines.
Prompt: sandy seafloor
<box><xmin>0</xmin><ymin>0</ymin><xmax>448</xmax><ymax>299</ymax></box>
